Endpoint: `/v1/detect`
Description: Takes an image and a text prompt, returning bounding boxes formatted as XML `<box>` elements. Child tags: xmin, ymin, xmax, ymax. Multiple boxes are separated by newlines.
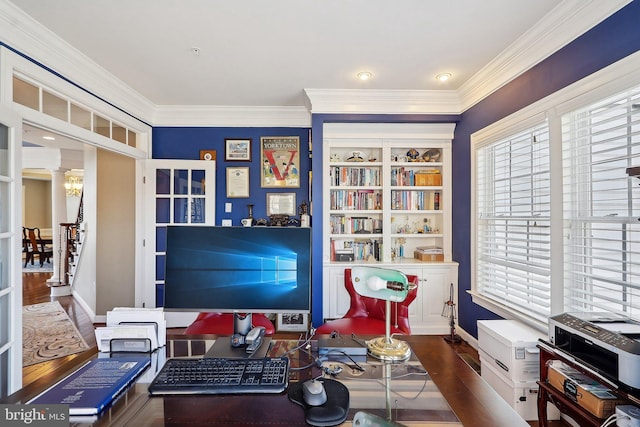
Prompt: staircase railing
<box><xmin>59</xmin><ymin>194</ymin><xmax>84</xmax><ymax>286</ymax></box>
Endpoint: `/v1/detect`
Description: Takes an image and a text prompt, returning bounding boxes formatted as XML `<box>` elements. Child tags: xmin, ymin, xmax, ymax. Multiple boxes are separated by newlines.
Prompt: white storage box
<box><xmin>477</xmin><ymin>320</ymin><xmax>542</xmax><ymax>382</ymax></box>
<box><xmin>480</xmin><ymin>349</ymin><xmax>559</xmax><ymax>421</ymax></box>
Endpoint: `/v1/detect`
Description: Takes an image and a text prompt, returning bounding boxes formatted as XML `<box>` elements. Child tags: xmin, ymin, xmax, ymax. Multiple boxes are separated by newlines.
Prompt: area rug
<box><xmin>22</xmin><ymin>301</ymin><xmax>89</xmax><ymax>366</ymax></box>
<box><xmin>22</xmin><ymin>261</ymin><xmax>53</xmax><ymax>273</ymax></box>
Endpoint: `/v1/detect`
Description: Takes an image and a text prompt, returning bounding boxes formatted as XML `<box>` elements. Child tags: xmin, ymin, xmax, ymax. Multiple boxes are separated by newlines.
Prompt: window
<box><xmin>473</xmin><ymin>80</ymin><xmax>640</xmax><ymax>325</ymax></box>
<box><xmin>475</xmin><ymin>124</ymin><xmax>551</xmax><ymax>323</ymax></box>
<box><xmin>562</xmin><ymin>87</ymin><xmax>640</xmax><ymax>319</ymax></box>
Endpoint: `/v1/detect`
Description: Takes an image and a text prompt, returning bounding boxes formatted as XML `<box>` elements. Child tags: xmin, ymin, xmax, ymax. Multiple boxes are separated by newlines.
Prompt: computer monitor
<box><xmin>163</xmin><ymin>226</ymin><xmax>312</xmax><ymax>314</ymax></box>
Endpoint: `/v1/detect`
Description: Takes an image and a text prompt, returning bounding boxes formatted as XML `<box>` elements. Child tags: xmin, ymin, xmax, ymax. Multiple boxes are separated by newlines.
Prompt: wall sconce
<box><xmin>65</xmin><ymin>176</ymin><xmax>83</xmax><ymax>197</ymax></box>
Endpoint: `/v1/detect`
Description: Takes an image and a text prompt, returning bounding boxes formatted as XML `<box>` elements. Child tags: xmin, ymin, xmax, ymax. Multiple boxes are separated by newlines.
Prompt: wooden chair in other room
<box><xmin>23</xmin><ymin>227</ymin><xmax>53</xmax><ymax>267</ymax></box>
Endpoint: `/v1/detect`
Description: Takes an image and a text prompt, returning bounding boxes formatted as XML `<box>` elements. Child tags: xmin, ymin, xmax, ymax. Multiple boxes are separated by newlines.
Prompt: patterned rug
<box><xmin>22</xmin><ymin>301</ymin><xmax>90</xmax><ymax>366</ymax></box>
<box><xmin>22</xmin><ymin>261</ymin><xmax>53</xmax><ymax>273</ymax></box>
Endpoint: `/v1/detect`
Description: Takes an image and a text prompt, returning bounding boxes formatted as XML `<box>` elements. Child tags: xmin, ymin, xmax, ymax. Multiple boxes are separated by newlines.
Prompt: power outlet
<box><xmin>616</xmin><ymin>405</ymin><xmax>640</xmax><ymax>427</ymax></box>
<box><xmin>221</xmin><ymin>219</ymin><xmax>232</xmax><ymax>227</ymax></box>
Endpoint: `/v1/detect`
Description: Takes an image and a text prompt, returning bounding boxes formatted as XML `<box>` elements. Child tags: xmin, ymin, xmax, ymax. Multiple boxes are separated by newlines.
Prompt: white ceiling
<box><xmin>9</xmin><ymin>0</ymin><xmax>570</xmax><ymax>108</ymax></box>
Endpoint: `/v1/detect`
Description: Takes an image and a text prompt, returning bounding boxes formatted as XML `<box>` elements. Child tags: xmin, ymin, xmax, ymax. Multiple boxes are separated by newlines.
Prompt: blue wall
<box><xmin>453</xmin><ymin>0</ymin><xmax>640</xmax><ymax>337</ymax></box>
<box><xmin>152</xmin><ymin>127</ymin><xmax>311</xmax><ymax>225</ymax></box>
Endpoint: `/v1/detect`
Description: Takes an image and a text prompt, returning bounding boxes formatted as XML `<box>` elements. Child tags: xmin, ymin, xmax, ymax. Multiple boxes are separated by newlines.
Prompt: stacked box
<box><xmin>547</xmin><ymin>360</ymin><xmax>627</xmax><ymax>418</ymax></box>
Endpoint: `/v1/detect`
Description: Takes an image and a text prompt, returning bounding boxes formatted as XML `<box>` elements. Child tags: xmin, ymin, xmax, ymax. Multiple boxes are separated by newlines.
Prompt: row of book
<box><xmin>331</xmin><ymin>238</ymin><xmax>382</xmax><ymax>262</ymax></box>
<box><xmin>330</xmin><ymin>166</ymin><xmax>381</xmax><ymax>186</ymax></box>
<box><xmin>390</xmin><ymin>190</ymin><xmax>440</xmax><ymax>210</ymax></box>
<box><xmin>390</xmin><ymin>167</ymin><xmax>440</xmax><ymax>186</ymax></box>
<box><xmin>329</xmin><ymin>215</ymin><xmax>382</xmax><ymax>234</ymax></box>
<box><xmin>330</xmin><ymin>189</ymin><xmax>383</xmax><ymax>210</ymax></box>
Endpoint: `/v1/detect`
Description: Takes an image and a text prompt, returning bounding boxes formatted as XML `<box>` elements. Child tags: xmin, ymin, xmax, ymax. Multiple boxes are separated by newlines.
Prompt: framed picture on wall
<box><xmin>260</xmin><ymin>136</ymin><xmax>300</xmax><ymax>188</ymax></box>
<box><xmin>226</xmin><ymin>167</ymin><xmax>250</xmax><ymax>198</ymax></box>
<box><xmin>225</xmin><ymin>138</ymin><xmax>252</xmax><ymax>161</ymax></box>
<box><xmin>277</xmin><ymin>313</ymin><xmax>308</xmax><ymax>332</ymax></box>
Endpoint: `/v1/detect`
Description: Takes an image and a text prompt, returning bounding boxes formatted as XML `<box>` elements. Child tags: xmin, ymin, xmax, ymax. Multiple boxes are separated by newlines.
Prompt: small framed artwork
<box><xmin>225</xmin><ymin>138</ymin><xmax>252</xmax><ymax>161</ymax></box>
<box><xmin>277</xmin><ymin>313</ymin><xmax>308</xmax><ymax>332</ymax></box>
<box><xmin>266</xmin><ymin>192</ymin><xmax>296</xmax><ymax>216</ymax></box>
<box><xmin>199</xmin><ymin>149</ymin><xmax>216</xmax><ymax>161</ymax></box>
<box><xmin>260</xmin><ymin>136</ymin><xmax>300</xmax><ymax>188</ymax></box>
<box><xmin>226</xmin><ymin>167</ymin><xmax>250</xmax><ymax>198</ymax></box>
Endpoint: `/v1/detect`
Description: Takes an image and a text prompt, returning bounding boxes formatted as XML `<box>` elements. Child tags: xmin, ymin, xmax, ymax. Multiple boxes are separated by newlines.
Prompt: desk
<box><xmin>4</xmin><ymin>335</ymin><xmax>530</xmax><ymax>427</ymax></box>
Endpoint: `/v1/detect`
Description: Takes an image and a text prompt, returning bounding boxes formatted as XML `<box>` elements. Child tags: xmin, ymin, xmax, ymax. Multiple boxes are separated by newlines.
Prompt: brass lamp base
<box><xmin>367</xmin><ymin>336</ymin><xmax>411</xmax><ymax>362</ymax></box>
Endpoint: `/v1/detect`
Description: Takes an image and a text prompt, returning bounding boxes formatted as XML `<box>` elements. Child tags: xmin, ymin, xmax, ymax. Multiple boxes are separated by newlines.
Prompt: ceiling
<box><xmin>9</xmin><ymin>0</ymin><xmax>566</xmax><ymax>108</ymax></box>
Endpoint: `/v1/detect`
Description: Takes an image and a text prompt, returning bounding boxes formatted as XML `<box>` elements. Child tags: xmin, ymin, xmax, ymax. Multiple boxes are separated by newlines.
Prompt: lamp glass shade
<box><xmin>351</xmin><ymin>266</ymin><xmax>409</xmax><ymax>302</ymax></box>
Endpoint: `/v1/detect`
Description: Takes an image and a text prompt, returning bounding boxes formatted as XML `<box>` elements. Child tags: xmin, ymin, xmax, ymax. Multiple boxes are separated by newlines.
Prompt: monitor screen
<box><xmin>163</xmin><ymin>226</ymin><xmax>311</xmax><ymax>313</ymax></box>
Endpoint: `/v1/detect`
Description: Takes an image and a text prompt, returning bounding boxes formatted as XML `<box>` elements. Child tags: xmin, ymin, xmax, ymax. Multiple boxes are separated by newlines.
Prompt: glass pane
<box><xmin>112</xmin><ymin>123</ymin><xmax>127</xmax><ymax>144</ymax></box>
<box><xmin>93</xmin><ymin>114</ymin><xmax>110</xmax><ymax>138</ymax></box>
<box><xmin>128</xmin><ymin>130</ymin><xmax>137</xmax><ymax>147</ymax></box>
<box><xmin>156</xmin><ymin>169</ymin><xmax>170</xmax><ymax>194</ymax></box>
<box><xmin>156</xmin><ymin>226</ymin><xmax>167</xmax><ymax>252</ymax></box>
<box><xmin>0</xmin><ymin>238</ymin><xmax>7</xmax><ymax>290</ymax></box>
<box><xmin>0</xmin><ymin>183</ymin><xmax>7</xmax><ymax>233</ymax></box>
<box><xmin>156</xmin><ymin>284</ymin><xmax>164</xmax><ymax>307</ymax></box>
<box><xmin>12</xmin><ymin>76</ymin><xmax>39</xmax><ymax>110</ymax></box>
<box><xmin>156</xmin><ymin>254</ymin><xmax>165</xmax><ymax>281</ymax></box>
<box><xmin>192</xmin><ymin>198</ymin><xmax>205</xmax><ymax>223</ymax></box>
<box><xmin>192</xmin><ymin>170</ymin><xmax>205</xmax><ymax>195</ymax></box>
<box><xmin>42</xmin><ymin>90</ymin><xmax>67</xmax><ymax>121</ymax></box>
<box><xmin>0</xmin><ymin>349</ymin><xmax>6</xmax><ymax>398</ymax></box>
<box><xmin>0</xmin><ymin>123</ymin><xmax>8</xmax><ymax>176</ymax></box>
<box><xmin>0</xmin><ymin>294</ymin><xmax>7</xmax><ymax>347</ymax></box>
<box><xmin>156</xmin><ymin>198</ymin><xmax>170</xmax><ymax>223</ymax></box>
<box><xmin>70</xmin><ymin>103</ymin><xmax>91</xmax><ymax>131</ymax></box>
<box><xmin>174</xmin><ymin>198</ymin><xmax>188</xmax><ymax>223</ymax></box>
<box><xmin>174</xmin><ymin>170</ymin><xmax>189</xmax><ymax>195</ymax></box>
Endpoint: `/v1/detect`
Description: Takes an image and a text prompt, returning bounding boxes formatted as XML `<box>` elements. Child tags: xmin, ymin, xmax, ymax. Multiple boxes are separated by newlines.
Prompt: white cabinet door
<box><xmin>322</xmin><ymin>266</ymin><xmax>349</xmax><ymax>320</ymax></box>
<box><xmin>400</xmin><ymin>264</ymin><xmax>458</xmax><ymax>334</ymax></box>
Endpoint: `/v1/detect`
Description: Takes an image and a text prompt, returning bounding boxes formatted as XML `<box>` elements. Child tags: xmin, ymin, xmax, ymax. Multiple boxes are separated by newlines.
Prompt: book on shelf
<box><xmin>29</xmin><ymin>356</ymin><xmax>151</xmax><ymax>415</ymax></box>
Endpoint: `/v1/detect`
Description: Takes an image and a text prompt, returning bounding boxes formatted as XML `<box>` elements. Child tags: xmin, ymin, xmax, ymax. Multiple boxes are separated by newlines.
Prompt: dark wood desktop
<box><xmin>4</xmin><ymin>334</ymin><xmax>530</xmax><ymax>427</ymax></box>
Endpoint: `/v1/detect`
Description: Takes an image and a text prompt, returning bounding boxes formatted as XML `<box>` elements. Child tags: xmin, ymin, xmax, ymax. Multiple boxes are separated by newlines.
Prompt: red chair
<box><xmin>184</xmin><ymin>312</ymin><xmax>276</xmax><ymax>335</ymax></box>
<box><xmin>315</xmin><ymin>268</ymin><xmax>419</xmax><ymax>336</ymax></box>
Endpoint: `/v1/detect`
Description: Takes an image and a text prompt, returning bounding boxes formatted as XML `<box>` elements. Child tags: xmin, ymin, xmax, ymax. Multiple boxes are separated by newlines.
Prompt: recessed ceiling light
<box><xmin>435</xmin><ymin>73</ymin><xmax>452</xmax><ymax>82</ymax></box>
<box><xmin>42</xmin><ymin>136</ymin><xmax>55</xmax><ymax>140</ymax></box>
<box><xmin>357</xmin><ymin>71</ymin><xmax>372</xmax><ymax>81</ymax></box>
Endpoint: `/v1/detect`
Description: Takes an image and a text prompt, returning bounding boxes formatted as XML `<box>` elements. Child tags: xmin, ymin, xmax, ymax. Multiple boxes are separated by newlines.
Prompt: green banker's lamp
<box><xmin>351</xmin><ymin>266</ymin><xmax>416</xmax><ymax>361</ymax></box>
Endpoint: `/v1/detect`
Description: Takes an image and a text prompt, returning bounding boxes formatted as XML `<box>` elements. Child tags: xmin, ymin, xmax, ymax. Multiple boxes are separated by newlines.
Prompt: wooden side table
<box><xmin>537</xmin><ymin>340</ymin><xmax>640</xmax><ymax>427</ymax></box>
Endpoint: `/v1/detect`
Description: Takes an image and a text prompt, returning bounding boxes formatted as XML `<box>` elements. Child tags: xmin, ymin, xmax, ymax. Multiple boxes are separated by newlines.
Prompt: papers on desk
<box><xmin>94</xmin><ymin>307</ymin><xmax>167</xmax><ymax>352</ymax></box>
<box><xmin>28</xmin><ymin>356</ymin><xmax>151</xmax><ymax>415</ymax></box>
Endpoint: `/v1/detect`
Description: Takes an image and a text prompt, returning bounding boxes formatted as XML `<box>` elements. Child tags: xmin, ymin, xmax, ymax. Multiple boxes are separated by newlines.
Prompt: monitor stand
<box><xmin>205</xmin><ymin>336</ymin><xmax>271</xmax><ymax>359</ymax></box>
<box><xmin>205</xmin><ymin>313</ymin><xmax>271</xmax><ymax>358</ymax></box>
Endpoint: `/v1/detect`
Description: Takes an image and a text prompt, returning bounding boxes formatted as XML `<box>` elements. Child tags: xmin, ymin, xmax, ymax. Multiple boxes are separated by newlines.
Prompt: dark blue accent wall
<box><xmin>152</xmin><ymin>127</ymin><xmax>311</xmax><ymax>225</ymax></box>
<box><xmin>453</xmin><ymin>0</ymin><xmax>640</xmax><ymax>338</ymax></box>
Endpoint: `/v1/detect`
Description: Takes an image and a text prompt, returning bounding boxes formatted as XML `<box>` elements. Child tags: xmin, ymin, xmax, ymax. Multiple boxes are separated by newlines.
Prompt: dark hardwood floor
<box><xmin>21</xmin><ymin>271</ymin><xmax>565</xmax><ymax>426</ymax></box>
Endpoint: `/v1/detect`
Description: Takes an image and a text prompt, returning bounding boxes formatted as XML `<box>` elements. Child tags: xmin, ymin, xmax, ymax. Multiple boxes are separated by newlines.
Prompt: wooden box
<box><xmin>415</xmin><ymin>172</ymin><xmax>442</xmax><ymax>186</ymax></box>
<box><xmin>547</xmin><ymin>360</ymin><xmax>627</xmax><ymax>418</ymax></box>
<box><xmin>414</xmin><ymin>250</ymin><xmax>444</xmax><ymax>262</ymax></box>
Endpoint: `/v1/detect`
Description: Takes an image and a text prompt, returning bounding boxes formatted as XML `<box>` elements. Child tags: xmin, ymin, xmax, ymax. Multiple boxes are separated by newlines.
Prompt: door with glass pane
<box><xmin>143</xmin><ymin>160</ymin><xmax>215</xmax><ymax>310</ymax></box>
<box><xmin>0</xmin><ymin>107</ymin><xmax>22</xmax><ymax>397</ymax></box>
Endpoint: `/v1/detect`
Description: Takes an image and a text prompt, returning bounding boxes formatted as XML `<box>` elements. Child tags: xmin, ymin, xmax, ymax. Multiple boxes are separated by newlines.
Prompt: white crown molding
<box><xmin>0</xmin><ymin>0</ymin><xmax>156</xmax><ymax>123</ymax></box>
<box><xmin>458</xmin><ymin>0</ymin><xmax>632</xmax><ymax>112</ymax></box>
<box><xmin>304</xmin><ymin>89</ymin><xmax>461</xmax><ymax>115</ymax></box>
<box><xmin>152</xmin><ymin>105</ymin><xmax>311</xmax><ymax>127</ymax></box>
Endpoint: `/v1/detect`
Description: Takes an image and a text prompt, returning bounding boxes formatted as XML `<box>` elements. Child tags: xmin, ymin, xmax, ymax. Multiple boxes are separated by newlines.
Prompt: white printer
<box><xmin>478</xmin><ymin>319</ymin><xmax>559</xmax><ymax>421</ymax></box>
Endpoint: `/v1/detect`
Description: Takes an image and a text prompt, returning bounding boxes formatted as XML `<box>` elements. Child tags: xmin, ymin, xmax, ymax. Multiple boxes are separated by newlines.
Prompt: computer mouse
<box><xmin>302</xmin><ymin>379</ymin><xmax>327</xmax><ymax>406</ymax></box>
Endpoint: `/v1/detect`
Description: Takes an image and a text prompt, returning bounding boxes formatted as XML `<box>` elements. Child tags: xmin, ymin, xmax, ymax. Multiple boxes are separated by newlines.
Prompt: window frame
<box><xmin>470</xmin><ymin>50</ymin><xmax>640</xmax><ymax>330</ymax></box>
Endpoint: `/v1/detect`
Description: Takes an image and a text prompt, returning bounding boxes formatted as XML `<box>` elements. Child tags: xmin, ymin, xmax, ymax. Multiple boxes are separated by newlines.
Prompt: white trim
<box><xmin>153</xmin><ymin>105</ymin><xmax>311</xmax><ymax>128</ymax></box>
<box><xmin>459</xmin><ymin>0</ymin><xmax>632</xmax><ymax>111</ymax></box>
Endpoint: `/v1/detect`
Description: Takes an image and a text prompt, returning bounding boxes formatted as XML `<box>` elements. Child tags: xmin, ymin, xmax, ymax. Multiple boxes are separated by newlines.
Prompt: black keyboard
<box><xmin>148</xmin><ymin>357</ymin><xmax>289</xmax><ymax>395</ymax></box>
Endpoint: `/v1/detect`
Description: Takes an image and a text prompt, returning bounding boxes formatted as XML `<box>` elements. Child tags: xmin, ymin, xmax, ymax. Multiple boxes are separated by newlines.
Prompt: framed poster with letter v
<box><xmin>260</xmin><ymin>136</ymin><xmax>300</xmax><ymax>188</ymax></box>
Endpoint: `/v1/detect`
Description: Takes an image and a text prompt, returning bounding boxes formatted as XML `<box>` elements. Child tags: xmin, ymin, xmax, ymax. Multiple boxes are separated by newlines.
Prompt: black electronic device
<box><xmin>288</xmin><ymin>378</ymin><xmax>350</xmax><ymax>427</ymax></box>
<box><xmin>148</xmin><ymin>357</ymin><xmax>289</xmax><ymax>395</ymax></box>
<box><xmin>163</xmin><ymin>226</ymin><xmax>311</xmax><ymax>314</ymax></box>
<box><xmin>231</xmin><ymin>326</ymin><xmax>266</xmax><ymax>353</ymax></box>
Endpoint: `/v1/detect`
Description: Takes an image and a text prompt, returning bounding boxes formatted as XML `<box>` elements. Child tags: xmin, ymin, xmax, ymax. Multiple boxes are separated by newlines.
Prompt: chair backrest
<box><xmin>24</xmin><ymin>227</ymin><xmax>40</xmax><ymax>252</ymax></box>
<box><xmin>342</xmin><ymin>268</ymin><xmax>418</xmax><ymax>334</ymax></box>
